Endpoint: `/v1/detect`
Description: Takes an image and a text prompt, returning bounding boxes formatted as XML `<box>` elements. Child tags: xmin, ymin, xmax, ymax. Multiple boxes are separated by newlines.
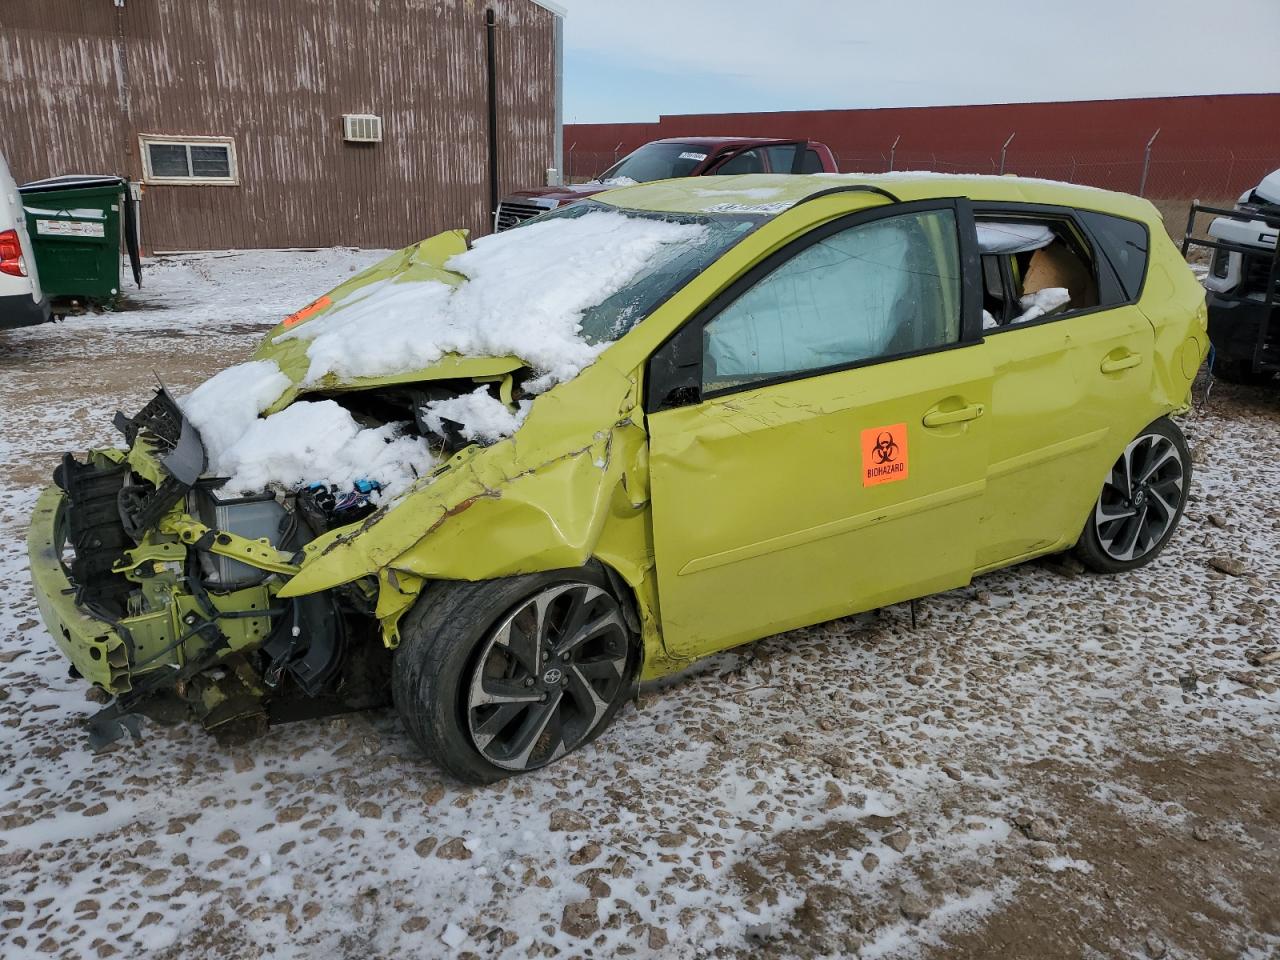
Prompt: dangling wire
<box><xmin>1203</xmin><ymin>343</ymin><xmax>1216</xmax><ymax>406</ymax></box>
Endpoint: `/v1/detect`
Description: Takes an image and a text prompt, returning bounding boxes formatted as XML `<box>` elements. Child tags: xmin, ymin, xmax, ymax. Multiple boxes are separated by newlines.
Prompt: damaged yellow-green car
<box><xmin>27</xmin><ymin>174</ymin><xmax>1208</xmax><ymax>782</ymax></box>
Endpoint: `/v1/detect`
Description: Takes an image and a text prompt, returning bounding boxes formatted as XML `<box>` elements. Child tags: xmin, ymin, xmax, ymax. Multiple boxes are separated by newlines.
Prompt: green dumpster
<box><xmin>18</xmin><ymin>175</ymin><xmax>141</xmax><ymax>305</ymax></box>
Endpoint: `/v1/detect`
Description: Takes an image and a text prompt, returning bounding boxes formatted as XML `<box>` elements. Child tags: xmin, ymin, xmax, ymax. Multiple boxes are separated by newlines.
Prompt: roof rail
<box><xmin>793</xmin><ymin>184</ymin><xmax>903</xmax><ymax>208</ymax></box>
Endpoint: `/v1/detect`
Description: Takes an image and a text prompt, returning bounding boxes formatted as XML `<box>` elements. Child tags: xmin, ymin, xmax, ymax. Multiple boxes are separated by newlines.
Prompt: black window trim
<box><xmin>1076</xmin><ymin>207</ymin><xmax>1152</xmax><ymax>302</ymax></box>
<box><xmin>645</xmin><ymin>196</ymin><xmax>983</xmax><ymax>413</ymax></box>
<box><xmin>971</xmin><ymin>201</ymin><xmax>1147</xmax><ymax>339</ymax></box>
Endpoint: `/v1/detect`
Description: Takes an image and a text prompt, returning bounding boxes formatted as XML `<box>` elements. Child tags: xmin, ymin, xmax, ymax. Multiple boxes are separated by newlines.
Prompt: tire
<box><xmin>1213</xmin><ymin>356</ymin><xmax>1273</xmax><ymax>386</ymax></box>
<box><xmin>1075</xmin><ymin>417</ymin><xmax>1191</xmax><ymax>574</ymax></box>
<box><xmin>391</xmin><ymin>565</ymin><xmax>638</xmax><ymax>784</ymax></box>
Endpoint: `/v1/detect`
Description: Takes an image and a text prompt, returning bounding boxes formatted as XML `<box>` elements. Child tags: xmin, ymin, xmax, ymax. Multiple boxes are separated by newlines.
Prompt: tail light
<box><xmin>0</xmin><ymin>229</ymin><xmax>28</xmax><ymax>278</ymax></box>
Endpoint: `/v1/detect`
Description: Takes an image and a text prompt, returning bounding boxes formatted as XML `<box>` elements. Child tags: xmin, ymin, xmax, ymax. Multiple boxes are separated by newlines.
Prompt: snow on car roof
<box><xmin>592</xmin><ymin>172</ymin><xmax>1153</xmax><ymax>221</ymax></box>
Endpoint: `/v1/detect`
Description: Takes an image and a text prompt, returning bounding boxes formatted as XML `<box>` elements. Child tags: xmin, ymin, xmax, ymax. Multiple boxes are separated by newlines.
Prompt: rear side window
<box><xmin>764</xmin><ymin>145</ymin><xmax>825</xmax><ymax>174</ymax></box>
<box><xmin>976</xmin><ymin>212</ymin><xmax>1103</xmax><ymax>330</ymax></box>
<box><xmin>1077</xmin><ymin>210</ymin><xmax>1149</xmax><ymax>301</ymax></box>
<box><xmin>765</xmin><ymin>145</ymin><xmax>798</xmax><ymax>173</ymax></box>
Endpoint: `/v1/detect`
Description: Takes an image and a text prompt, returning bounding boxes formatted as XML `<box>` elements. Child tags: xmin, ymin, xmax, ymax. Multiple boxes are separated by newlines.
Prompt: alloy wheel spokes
<box><xmin>554</xmin><ymin>606</ymin><xmax>626</xmax><ymax>660</ymax></box>
<box><xmin>1094</xmin><ymin>433</ymin><xmax>1184</xmax><ymax>562</ymax></box>
<box><xmin>466</xmin><ymin>582</ymin><xmax>629</xmax><ymax>771</ymax></box>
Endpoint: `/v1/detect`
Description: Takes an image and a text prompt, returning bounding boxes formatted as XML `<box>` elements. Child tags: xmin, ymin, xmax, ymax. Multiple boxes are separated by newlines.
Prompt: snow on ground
<box><xmin>0</xmin><ymin>251</ymin><xmax>1277</xmax><ymax>960</ymax></box>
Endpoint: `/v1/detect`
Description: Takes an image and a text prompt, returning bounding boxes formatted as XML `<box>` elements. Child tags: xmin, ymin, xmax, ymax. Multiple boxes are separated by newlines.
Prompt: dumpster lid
<box><xmin>19</xmin><ymin>174</ymin><xmax>127</xmax><ymax>194</ymax></box>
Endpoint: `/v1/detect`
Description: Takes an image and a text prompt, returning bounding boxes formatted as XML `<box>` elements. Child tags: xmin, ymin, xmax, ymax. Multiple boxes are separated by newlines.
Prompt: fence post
<box><xmin>998</xmin><ymin>132</ymin><xmax>1015</xmax><ymax>175</ymax></box>
<box><xmin>888</xmin><ymin>135</ymin><xmax>900</xmax><ymax>172</ymax></box>
<box><xmin>1138</xmin><ymin>128</ymin><xmax>1160</xmax><ymax>197</ymax></box>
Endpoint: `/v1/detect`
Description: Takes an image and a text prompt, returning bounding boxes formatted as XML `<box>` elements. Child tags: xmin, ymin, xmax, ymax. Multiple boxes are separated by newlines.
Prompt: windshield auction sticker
<box><xmin>860</xmin><ymin>423</ymin><xmax>908</xmax><ymax>486</ymax></box>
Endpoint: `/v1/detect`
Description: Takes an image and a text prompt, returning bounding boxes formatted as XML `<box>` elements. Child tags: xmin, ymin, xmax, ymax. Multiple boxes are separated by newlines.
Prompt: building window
<box><xmin>139</xmin><ymin>136</ymin><xmax>239</xmax><ymax>186</ymax></box>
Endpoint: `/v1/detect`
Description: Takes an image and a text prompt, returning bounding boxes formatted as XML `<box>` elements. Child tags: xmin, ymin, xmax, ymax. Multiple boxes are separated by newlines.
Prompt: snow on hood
<box><xmin>278</xmin><ymin>209</ymin><xmax>706</xmax><ymax>393</ymax></box>
<box><xmin>177</xmin><ymin>210</ymin><xmax>706</xmax><ymax>498</ymax></box>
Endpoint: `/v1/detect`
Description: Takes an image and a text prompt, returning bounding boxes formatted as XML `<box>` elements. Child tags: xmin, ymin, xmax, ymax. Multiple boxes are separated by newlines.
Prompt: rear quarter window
<box><xmin>1077</xmin><ymin>210</ymin><xmax>1150</xmax><ymax>302</ymax></box>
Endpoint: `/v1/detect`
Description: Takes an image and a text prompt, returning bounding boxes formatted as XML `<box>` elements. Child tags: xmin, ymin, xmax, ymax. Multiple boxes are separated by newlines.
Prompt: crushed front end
<box><xmin>26</xmin><ymin>388</ymin><xmax>387</xmax><ymax>748</ymax></box>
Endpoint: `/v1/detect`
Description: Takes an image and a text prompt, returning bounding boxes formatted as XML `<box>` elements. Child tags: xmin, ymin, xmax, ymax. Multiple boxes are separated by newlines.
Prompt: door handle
<box><xmin>1100</xmin><ymin>352</ymin><xmax>1143</xmax><ymax>373</ymax></box>
<box><xmin>922</xmin><ymin>403</ymin><xmax>985</xmax><ymax>428</ymax></box>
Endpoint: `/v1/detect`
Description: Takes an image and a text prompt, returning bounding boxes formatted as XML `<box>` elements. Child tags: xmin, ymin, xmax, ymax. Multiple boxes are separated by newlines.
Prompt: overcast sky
<box><xmin>561</xmin><ymin>0</ymin><xmax>1280</xmax><ymax>124</ymax></box>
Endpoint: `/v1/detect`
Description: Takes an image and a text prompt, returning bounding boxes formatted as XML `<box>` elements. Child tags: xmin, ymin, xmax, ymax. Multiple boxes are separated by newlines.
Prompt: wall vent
<box><xmin>342</xmin><ymin>114</ymin><xmax>383</xmax><ymax>143</ymax></box>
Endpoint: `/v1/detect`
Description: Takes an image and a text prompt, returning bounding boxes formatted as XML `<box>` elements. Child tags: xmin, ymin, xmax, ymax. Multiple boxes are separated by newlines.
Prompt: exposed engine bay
<box><xmin>55</xmin><ymin>373</ymin><xmax>530</xmax><ymax>748</ymax></box>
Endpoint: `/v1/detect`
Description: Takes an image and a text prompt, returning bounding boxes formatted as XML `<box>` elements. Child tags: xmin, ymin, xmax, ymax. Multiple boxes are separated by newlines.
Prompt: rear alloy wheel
<box><xmin>1075</xmin><ymin>418</ymin><xmax>1191</xmax><ymax>573</ymax></box>
<box><xmin>392</xmin><ymin>568</ymin><xmax>636</xmax><ymax>783</ymax></box>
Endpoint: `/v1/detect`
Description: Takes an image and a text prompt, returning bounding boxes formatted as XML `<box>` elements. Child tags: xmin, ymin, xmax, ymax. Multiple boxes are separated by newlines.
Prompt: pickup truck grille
<box><xmin>1242</xmin><ymin>251</ymin><xmax>1279</xmax><ymax>297</ymax></box>
<box><xmin>495</xmin><ymin>200</ymin><xmax>551</xmax><ymax>232</ymax></box>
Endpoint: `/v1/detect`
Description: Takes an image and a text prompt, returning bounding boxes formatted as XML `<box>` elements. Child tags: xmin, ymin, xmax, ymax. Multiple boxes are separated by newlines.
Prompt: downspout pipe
<box><xmin>485</xmin><ymin>9</ymin><xmax>499</xmax><ymax>232</ymax></box>
<box><xmin>552</xmin><ymin>12</ymin><xmax>564</xmax><ymax>186</ymax></box>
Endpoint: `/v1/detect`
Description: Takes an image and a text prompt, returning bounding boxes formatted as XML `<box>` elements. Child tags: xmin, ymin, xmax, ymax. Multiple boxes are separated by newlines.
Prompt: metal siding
<box><xmin>565</xmin><ymin>95</ymin><xmax>1280</xmax><ymax>200</ymax></box>
<box><xmin>0</xmin><ymin>0</ymin><xmax>558</xmax><ymax>250</ymax></box>
<box><xmin>0</xmin><ymin>2</ymin><xmax>125</xmax><ymax>181</ymax></box>
<box><xmin>493</xmin><ymin>0</ymin><xmax>556</xmax><ymax>200</ymax></box>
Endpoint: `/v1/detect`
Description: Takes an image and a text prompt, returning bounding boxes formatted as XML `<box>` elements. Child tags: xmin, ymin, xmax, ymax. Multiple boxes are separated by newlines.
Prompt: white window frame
<box><xmin>139</xmin><ymin>135</ymin><xmax>240</xmax><ymax>186</ymax></box>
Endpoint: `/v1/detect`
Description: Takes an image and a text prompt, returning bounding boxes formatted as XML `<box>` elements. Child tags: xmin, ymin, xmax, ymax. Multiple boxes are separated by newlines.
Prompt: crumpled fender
<box><xmin>277</xmin><ymin>359</ymin><xmax>652</xmax><ymax>599</ymax></box>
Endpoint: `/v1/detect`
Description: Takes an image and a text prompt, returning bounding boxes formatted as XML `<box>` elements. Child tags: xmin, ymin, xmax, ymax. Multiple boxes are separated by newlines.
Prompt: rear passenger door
<box><xmin>973</xmin><ymin>204</ymin><xmax>1155</xmax><ymax>570</ymax></box>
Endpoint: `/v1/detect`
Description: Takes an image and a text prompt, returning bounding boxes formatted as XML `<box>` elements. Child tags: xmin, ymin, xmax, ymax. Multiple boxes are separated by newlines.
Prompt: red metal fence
<box><xmin>564</xmin><ymin>95</ymin><xmax>1280</xmax><ymax>203</ymax></box>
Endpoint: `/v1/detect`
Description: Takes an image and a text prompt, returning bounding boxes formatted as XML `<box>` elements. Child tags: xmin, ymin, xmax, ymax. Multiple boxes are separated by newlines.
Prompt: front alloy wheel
<box><xmin>392</xmin><ymin>567</ymin><xmax>637</xmax><ymax>783</ymax></box>
<box><xmin>1076</xmin><ymin>418</ymin><xmax>1191</xmax><ymax>573</ymax></box>
<box><xmin>467</xmin><ymin>583</ymin><xmax>630</xmax><ymax>771</ymax></box>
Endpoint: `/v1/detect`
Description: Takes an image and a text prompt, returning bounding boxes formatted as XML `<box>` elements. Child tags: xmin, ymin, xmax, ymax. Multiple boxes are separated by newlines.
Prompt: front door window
<box><xmin>703</xmin><ymin>209</ymin><xmax>963</xmax><ymax>392</ymax></box>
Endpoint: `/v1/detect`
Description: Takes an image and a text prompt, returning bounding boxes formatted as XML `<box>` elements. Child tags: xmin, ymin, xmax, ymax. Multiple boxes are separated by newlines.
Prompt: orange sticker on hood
<box><xmin>282</xmin><ymin>294</ymin><xmax>332</xmax><ymax>328</ymax></box>
<box><xmin>860</xmin><ymin>423</ymin><xmax>908</xmax><ymax>486</ymax></box>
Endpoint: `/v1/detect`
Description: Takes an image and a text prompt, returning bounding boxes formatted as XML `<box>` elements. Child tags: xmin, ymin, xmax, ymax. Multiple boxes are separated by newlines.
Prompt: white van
<box><xmin>0</xmin><ymin>149</ymin><xmax>49</xmax><ymax>329</ymax></box>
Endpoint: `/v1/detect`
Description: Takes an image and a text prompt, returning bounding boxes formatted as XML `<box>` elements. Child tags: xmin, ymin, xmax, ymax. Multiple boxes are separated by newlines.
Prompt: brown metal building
<box><xmin>0</xmin><ymin>0</ymin><xmax>564</xmax><ymax>251</ymax></box>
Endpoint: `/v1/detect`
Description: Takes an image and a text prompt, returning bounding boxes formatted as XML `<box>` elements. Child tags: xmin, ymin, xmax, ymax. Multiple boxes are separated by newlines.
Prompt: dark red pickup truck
<box><xmin>494</xmin><ymin>137</ymin><xmax>839</xmax><ymax>231</ymax></box>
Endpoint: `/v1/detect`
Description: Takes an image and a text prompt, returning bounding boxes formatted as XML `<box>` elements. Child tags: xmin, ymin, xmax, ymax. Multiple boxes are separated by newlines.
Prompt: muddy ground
<box><xmin>0</xmin><ymin>252</ymin><xmax>1277</xmax><ymax>960</ymax></box>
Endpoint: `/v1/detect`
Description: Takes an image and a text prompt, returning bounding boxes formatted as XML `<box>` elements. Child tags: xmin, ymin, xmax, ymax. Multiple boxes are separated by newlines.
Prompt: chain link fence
<box><xmin>564</xmin><ymin>138</ymin><xmax>1277</xmax><ymax>237</ymax></box>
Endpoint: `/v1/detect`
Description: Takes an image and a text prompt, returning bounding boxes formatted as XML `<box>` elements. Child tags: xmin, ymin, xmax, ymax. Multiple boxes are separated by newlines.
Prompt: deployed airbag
<box><xmin>976</xmin><ymin>222</ymin><xmax>1054</xmax><ymax>255</ymax></box>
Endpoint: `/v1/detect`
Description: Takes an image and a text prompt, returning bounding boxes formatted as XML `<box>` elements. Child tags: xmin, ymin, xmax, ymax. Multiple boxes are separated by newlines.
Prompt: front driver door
<box><xmin>646</xmin><ymin>200</ymin><xmax>993</xmax><ymax>660</ymax></box>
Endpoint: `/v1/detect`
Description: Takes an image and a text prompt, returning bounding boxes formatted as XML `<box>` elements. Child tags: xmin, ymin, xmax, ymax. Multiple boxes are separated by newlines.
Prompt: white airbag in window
<box><xmin>976</xmin><ymin>222</ymin><xmax>1055</xmax><ymax>255</ymax></box>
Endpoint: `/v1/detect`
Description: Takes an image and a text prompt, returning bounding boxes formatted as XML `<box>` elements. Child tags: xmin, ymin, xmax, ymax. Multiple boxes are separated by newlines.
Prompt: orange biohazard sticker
<box><xmin>860</xmin><ymin>423</ymin><xmax>908</xmax><ymax>487</ymax></box>
<box><xmin>281</xmin><ymin>294</ymin><xmax>333</xmax><ymax>328</ymax></box>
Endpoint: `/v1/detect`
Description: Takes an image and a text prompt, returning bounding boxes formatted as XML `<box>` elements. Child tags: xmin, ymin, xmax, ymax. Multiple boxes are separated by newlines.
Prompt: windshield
<box><xmin>524</xmin><ymin>200</ymin><xmax>762</xmax><ymax>343</ymax></box>
<box><xmin>597</xmin><ymin>142</ymin><xmax>712</xmax><ymax>184</ymax></box>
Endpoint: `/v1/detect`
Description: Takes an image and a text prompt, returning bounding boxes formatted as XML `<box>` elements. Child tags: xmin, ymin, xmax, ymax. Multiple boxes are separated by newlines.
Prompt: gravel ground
<box><xmin>0</xmin><ymin>252</ymin><xmax>1277</xmax><ymax>960</ymax></box>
